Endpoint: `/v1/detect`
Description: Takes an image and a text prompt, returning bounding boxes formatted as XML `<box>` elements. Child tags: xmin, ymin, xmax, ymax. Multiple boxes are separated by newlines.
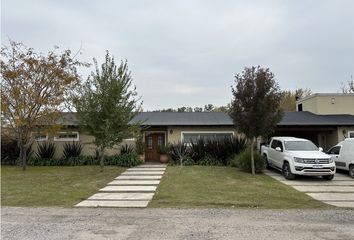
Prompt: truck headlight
<box><xmin>294</xmin><ymin>157</ymin><xmax>304</xmax><ymax>163</ymax></box>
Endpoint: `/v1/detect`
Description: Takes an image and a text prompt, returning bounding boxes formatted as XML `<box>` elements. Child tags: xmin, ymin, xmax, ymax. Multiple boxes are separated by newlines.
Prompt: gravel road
<box><xmin>1</xmin><ymin>207</ymin><xmax>354</xmax><ymax>240</ymax></box>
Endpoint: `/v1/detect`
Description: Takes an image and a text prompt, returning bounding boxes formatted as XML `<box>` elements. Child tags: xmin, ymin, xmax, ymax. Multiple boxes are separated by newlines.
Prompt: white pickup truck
<box><xmin>326</xmin><ymin>138</ymin><xmax>354</xmax><ymax>178</ymax></box>
<box><xmin>261</xmin><ymin>137</ymin><xmax>335</xmax><ymax>180</ymax></box>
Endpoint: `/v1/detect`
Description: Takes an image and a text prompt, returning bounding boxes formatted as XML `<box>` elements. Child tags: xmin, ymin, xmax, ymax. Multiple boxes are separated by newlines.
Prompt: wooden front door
<box><xmin>145</xmin><ymin>132</ymin><xmax>165</xmax><ymax>162</ymax></box>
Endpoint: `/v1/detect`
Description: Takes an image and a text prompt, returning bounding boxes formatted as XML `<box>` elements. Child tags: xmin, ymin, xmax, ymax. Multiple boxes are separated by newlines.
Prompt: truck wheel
<box><xmin>322</xmin><ymin>175</ymin><xmax>334</xmax><ymax>180</ymax></box>
<box><xmin>349</xmin><ymin>165</ymin><xmax>354</xmax><ymax>178</ymax></box>
<box><xmin>263</xmin><ymin>155</ymin><xmax>271</xmax><ymax>169</ymax></box>
<box><xmin>282</xmin><ymin>162</ymin><xmax>295</xmax><ymax>180</ymax></box>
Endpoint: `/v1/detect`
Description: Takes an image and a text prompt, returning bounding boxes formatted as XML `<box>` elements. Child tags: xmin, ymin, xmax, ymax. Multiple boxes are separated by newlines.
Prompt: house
<box><xmin>288</xmin><ymin>93</ymin><xmax>354</xmax><ymax>149</ymax></box>
<box><xmin>31</xmin><ymin>93</ymin><xmax>354</xmax><ymax>161</ymax></box>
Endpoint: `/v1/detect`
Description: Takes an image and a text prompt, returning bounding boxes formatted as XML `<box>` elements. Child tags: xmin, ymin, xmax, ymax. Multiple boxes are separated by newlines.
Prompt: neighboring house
<box><xmin>296</xmin><ymin>93</ymin><xmax>354</xmax><ymax>115</ymax></box>
<box><xmin>31</xmin><ymin>93</ymin><xmax>354</xmax><ymax>161</ymax></box>
<box><xmin>289</xmin><ymin>93</ymin><xmax>354</xmax><ymax>149</ymax></box>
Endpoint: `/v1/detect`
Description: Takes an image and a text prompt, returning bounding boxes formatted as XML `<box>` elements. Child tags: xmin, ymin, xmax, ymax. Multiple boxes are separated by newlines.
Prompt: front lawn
<box><xmin>150</xmin><ymin>166</ymin><xmax>330</xmax><ymax>209</ymax></box>
<box><xmin>1</xmin><ymin>166</ymin><xmax>124</xmax><ymax>207</ymax></box>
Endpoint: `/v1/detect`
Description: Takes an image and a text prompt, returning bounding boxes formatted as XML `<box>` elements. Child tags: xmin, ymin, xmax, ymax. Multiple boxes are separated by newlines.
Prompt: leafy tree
<box><xmin>193</xmin><ymin>107</ymin><xmax>203</xmax><ymax>112</ymax></box>
<box><xmin>229</xmin><ymin>66</ymin><xmax>283</xmax><ymax>174</ymax></box>
<box><xmin>0</xmin><ymin>40</ymin><xmax>86</xmax><ymax>170</ymax></box>
<box><xmin>204</xmin><ymin>104</ymin><xmax>214</xmax><ymax>112</ymax></box>
<box><xmin>341</xmin><ymin>75</ymin><xmax>354</xmax><ymax>93</ymax></box>
<box><xmin>280</xmin><ymin>88</ymin><xmax>312</xmax><ymax>111</ymax></box>
<box><xmin>75</xmin><ymin>52</ymin><xmax>141</xmax><ymax>171</ymax></box>
<box><xmin>177</xmin><ymin>107</ymin><xmax>187</xmax><ymax>112</ymax></box>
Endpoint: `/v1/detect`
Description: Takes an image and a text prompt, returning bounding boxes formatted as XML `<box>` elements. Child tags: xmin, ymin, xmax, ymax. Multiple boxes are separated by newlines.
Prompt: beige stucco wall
<box><xmin>322</xmin><ymin>126</ymin><xmax>354</xmax><ymax>150</ymax></box>
<box><xmin>298</xmin><ymin>94</ymin><xmax>354</xmax><ymax>115</ymax></box>
<box><xmin>166</xmin><ymin>126</ymin><xmax>237</xmax><ymax>144</ymax></box>
<box><xmin>31</xmin><ymin>131</ymin><xmax>136</xmax><ymax>159</ymax></box>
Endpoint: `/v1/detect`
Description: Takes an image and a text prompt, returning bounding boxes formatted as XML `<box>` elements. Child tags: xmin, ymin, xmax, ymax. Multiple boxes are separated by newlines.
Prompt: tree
<box><xmin>229</xmin><ymin>66</ymin><xmax>283</xmax><ymax>174</ymax></box>
<box><xmin>204</xmin><ymin>104</ymin><xmax>214</xmax><ymax>112</ymax></box>
<box><xmin>280</xmin><ymin>88</ymin><xmax>312</xmax><ymax>111</ymax></box>
<box><xmin>1</xmin><ymin>40</ymin><xmax>86</xmax><ymax>170</ymax></box>
<box><xmin>341</xmin><ymin>75</ymin><xmax>354</xmax><ymax>93</ymax></box>
<box><xmin>75</xmin><ymin>52</ymin><xmax>141</xmax><ymax>171</ymax></box>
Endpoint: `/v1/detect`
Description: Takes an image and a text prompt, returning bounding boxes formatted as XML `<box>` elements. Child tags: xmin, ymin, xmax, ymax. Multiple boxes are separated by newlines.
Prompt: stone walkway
<box><xmin>75</xmin><ymin>164</ymin><xmax>166</xmax><ymax>208</ymax></box>
<box><xmin>264</xmin><ymin>169</ymin><xmax>354</xmax><ymax>208</ymax></box>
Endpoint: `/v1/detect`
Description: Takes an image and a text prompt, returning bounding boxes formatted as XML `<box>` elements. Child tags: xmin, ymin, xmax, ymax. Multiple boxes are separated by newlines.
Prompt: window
<box><xmin>327</xmin><ymin>146</ymin><xmax>341</xmax><ymax>155</ymax></box>
<box><xmin>182</xmin><ymin>132</ymin><xmax>233</xmax><ymax>144</ymax></box>
<box><xmin>33</xmin><ymin>133</ymin><xmax>48</xmax><ymax>141</ymax></box>
<box><xmin>157</xmin><ymin>136</ymin><xmax>164</xmax><ymax>146</ymax></box>
<box><xmin>147</xmin><ymin>136</ymin><xmax>153</xmax><ymax>149</ymax></box>
<box><xmin>271</xmin><ymin>140</ymin><xmax>283</xmax><ymax>151</ymax></box>
<box><xmin>348</xmin><ymin>131</ymin><xmax>354</xmax><ymax>138</ymax></box>
<box><xmin>54</xmin><ymin>132</ymin><xmax>79</xmax><ymax>141</ymax></box>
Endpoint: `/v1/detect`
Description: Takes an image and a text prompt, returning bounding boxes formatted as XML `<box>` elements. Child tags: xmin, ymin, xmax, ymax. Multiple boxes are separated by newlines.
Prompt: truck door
<box><xmin>327</xmin><ymin>146</ymin><xmax>344</xmax><ymax>170</ymax></box>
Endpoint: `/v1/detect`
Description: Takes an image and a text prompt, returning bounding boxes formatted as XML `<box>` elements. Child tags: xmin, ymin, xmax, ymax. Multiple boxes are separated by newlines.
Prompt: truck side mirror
<box><xmin>275</xmin><ymin>147</ymin><xmax>282</xmax><ymax>152</ymax></box>
<box><xmin>319</xmin><ymin>147</ymin><xmax>323</xmax><ymax>152</ymax></box>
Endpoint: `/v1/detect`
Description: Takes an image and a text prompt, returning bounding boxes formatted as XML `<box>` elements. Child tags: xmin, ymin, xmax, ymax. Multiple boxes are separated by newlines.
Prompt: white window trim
<box><xmin>348</xmin><ymin>131</ymin><xmax>354</xmax><ymax>138</ymax></box>
<box><xmin>181</xmin><ymin>131</ymin><xmax>235</xmax><ymax>143</ymax></box>
<box><xmin>32</xmin><ymin>133</ymin><xmax>48</xmax><ymax>142</ymax></box>
<box><xmin>54</xmin><ymin>131</ymin><xmax>79</xmax><ymax>142</ymax></box>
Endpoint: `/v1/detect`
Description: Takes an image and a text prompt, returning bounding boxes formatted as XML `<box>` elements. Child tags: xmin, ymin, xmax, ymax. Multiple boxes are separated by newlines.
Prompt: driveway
<box><xmin>265</xmin><ymin>169</ymin><xmax>354</xmax><ymax>208</ymax></box>
<box><xmin>2</xmin><ymin>207</ymin><xmax>354</xmax><ymax>240</ymax></box>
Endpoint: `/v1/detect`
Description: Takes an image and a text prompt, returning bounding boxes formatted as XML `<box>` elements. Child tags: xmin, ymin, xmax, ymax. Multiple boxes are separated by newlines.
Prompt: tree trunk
<box><xmin>22</xmin><ymin>146</ymin><xmax>27</xmax><ymax>171</ymax></box>
<box><xmin>251</xmin><ymin>138</ymin><xmax>255</xmax><ymax>175</ymax></box>
<box><xmin>100</xmin><ymin>147</ymin><xmax>105</xmax><ymax>172</ymax></box>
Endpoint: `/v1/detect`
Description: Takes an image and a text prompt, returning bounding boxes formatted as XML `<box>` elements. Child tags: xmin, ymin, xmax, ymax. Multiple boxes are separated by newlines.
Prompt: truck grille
<box><xmin>303</xmin><ymin>158</ymin><xmax>330</xmax><ymax>164</ymax></box>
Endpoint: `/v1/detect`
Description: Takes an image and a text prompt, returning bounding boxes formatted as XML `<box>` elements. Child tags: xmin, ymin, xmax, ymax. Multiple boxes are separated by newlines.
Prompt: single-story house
<box><xmin>32</xmin><ymin>110</ymin><xmax>354</xmax><ymax>161</ymax></box>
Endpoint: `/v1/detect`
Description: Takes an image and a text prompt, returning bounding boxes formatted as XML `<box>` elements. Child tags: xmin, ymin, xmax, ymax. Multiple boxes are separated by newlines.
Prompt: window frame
<box><xmin>181</xmin><ymin>131</ymin><xmax>234</xmax><ymax>144</ymax></box>
<box><xmin>32</xmin><ymin>132</ymin><xmax>48</xmax><ymax>142</ymax></box>
<box><xmin>54</xmin><ymin>131</ymin><xmax>80</xmax><ymax>142</ymax></box>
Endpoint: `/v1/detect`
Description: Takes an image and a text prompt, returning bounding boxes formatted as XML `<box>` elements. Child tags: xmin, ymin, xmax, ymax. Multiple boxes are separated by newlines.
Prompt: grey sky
<box><xmin>2</xmin><ymin>0</ymin><xmax>354</xmax><ymax>110</ymax></box>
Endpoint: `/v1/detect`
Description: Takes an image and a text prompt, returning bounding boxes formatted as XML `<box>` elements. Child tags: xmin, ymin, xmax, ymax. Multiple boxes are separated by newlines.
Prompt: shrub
<box><xmin>157</xmin><ymin>144</ymin><xmax>169</xmax><ymax>154</ymax></box>
<box><xmin>198</xmin><ymin>154</ymin><xmax>223</xmax><ymax>166</ymax></box>
<box><xmin>105</xmin><ymin>153</ymin><xmax>140</xmax><ymax>167</ymax></box>
<box><xmin>1</xmin><ymin>138</ymin><xmax>33</xmax><ymax>165</ymax></box>
<box><xmin>36</xmin><ymin>142</ymin><xmax>56</xmax><ymax>159</ymax></box>
<box><xmin>183</xmin><ymin>157</ymin><xmax>195</xmax><ymax>166</ymax></box>
<box><xmin>235</xmin><ymin>147</ymin><xmax>264</xmax><ymax>173</ymax></box>
<box><xmin>120</xmin><ymin>144</ymin><xmax>134</xmax><ymax>155</ymax></box>
<box><xmin>168</xmin><ymin>142</ymin><xmax>190</xmax><ymax>166</ymax></box>
<box><xmin>63</xmin><ymin>142</ymin><xmax>83</xmax><ymax>159</ymax></box>
<box><xmin>188</xmin><ymin>136</ymin><xmax>247</xmax><ymax>166</ymax></box>
<box><xmin>135</xmin><ymin>137</ymin><xmax>145</xmax><ymax>155</ymax></box>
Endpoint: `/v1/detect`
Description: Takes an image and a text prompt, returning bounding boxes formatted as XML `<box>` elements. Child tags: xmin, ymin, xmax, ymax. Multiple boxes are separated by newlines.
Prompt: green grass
<box><xmin>150</xmin><ymin>166</ymin><xmax>330</xmax><ymax>209</ymax></box>
<box><xmin>1</xmin><ymin>166</ymin><xmax>124</xmax><ymax>207</ymax></box>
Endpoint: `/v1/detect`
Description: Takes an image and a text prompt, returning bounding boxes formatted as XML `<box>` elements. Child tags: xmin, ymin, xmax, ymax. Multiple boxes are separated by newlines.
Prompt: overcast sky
<box><xmin>2</xmin><ymin>0</ymin><xmax>354</xmax><ymax>110</ymax></box>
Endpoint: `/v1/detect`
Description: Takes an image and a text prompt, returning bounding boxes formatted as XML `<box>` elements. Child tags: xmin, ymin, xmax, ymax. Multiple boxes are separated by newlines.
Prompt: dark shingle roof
<box><xmin>278</xmin><ymin>111</ymin><xmax>354</xmax><ymax>126</ymax></box>
<box><xmin>56</xmin><ymin>111</ymin><xmax>354</xmax><ymax>127</ymax></box>
<box><xmin>130</xmin><ymin>112</ymin><xmax>233</xmax><ymax>126</ymax></box>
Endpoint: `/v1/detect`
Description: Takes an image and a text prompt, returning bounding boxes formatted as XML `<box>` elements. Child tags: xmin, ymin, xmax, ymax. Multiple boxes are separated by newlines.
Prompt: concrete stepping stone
<box><xmin>293</xmin><ymin>186</ymin><xmax>354</xmax><ymax>193</ymax></box>
<box><xmin>75</xmin><ymin>200</ymin><xmax>149</xmax><ymax>208</ymax></box>
<box><xmin>116</xmin><ymin>175</ymin><xmax>162</xmax><ymax>180</ymax></box>
<box><xmin>127</xmin><ymin>168</ymin><xmax>166</xmax><ymax>171</ymax></box>
<box><xmin>323</xmin><ymin>201</ymin><xmax>354</xmax><ymax>208</ymax></box>
<box><xmin>88</xmin><ymin>192</ymin><xmax>154</xmax><ymax>200</ymax></box>
<box><xmin>121</xmin><ymin>171</ymin><xmax>164</xmax><ymax>175</ymax></box>
<box><xmin>138</xmin><ymin>164</ymin><xmax>167</xmax><ymax>168</ymax></box>
<box><xmin>100</xmin><ymin>185</ymin><xmax>157</xmax><ymax>192</ymax></box>
<box><xmin>108</xmin><ymin>180</ymin><xmax>160</xmax><ymax>185</ymax></box>
<box><xmin>279</xmin><ymin>180</ymin><xmax>354</xmax><ymax>186</ymax></box>
<box><xmin>307</xmin><ymin>193</ymin><xmax>354</xmax><ymax>201</ymax></box>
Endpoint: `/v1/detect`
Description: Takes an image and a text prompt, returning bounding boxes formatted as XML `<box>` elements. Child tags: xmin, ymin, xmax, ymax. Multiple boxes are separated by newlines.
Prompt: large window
<box><xmin>54</xmin><ymin>132</ymin><xmax>79</xmax><ymax>141</ymax></box>
<box><xmin>182</xmin><ymin>132</ymin><xmax>233</xmax><ymax>144</ymax></box>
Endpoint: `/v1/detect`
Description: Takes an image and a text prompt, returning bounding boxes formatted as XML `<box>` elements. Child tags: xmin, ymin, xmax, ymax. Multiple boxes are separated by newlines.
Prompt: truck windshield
<box><xmin>284</xmin><ymin>141</ymin><xmax>318</xmax><ymax>151</ymax></box>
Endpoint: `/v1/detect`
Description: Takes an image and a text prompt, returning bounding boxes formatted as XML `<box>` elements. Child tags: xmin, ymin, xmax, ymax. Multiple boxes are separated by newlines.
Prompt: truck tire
<box><xmin>282</xmin><ymin>162</ymin><xmax>295</xmax><ymax>180</ymax></box>
<box><xmin>349</xmin><ymin>165</ymin><xmax>354</xmax><ymax>178</ymax></box>
<box><xmin>263</xmin><ymin>154</ymin><xmax>271</xmax><ymax>169</ymax></box>
<box><xmin>322</xmin><ymin>175</ymin><xmax>334</xmax><ymax>180</ymax></box>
